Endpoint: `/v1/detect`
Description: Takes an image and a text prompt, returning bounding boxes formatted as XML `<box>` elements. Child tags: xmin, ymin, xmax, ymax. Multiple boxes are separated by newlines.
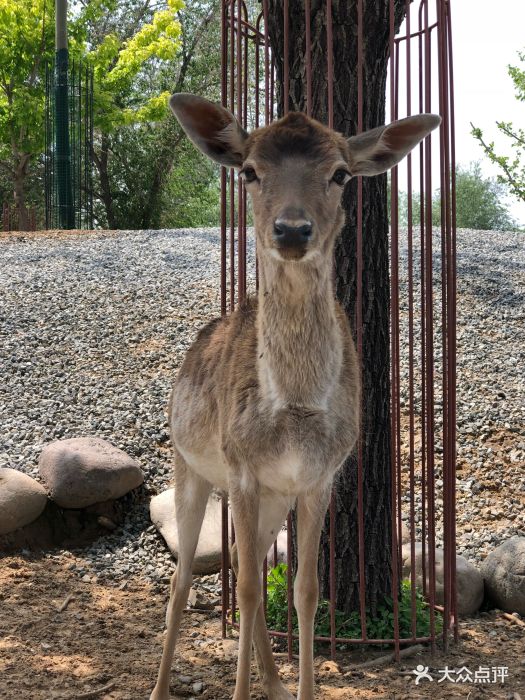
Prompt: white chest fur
<box><xmin>257</xmin><ymin>448</ymin><xmax>325</xmax><ymax>496</ymax></box>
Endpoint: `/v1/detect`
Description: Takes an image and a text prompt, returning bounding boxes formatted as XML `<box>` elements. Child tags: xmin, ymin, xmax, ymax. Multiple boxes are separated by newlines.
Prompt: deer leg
<box><xmin>231</xmin><ymin>495</ymin><xmax>295</xmax><ymax>700</ymax></box>
<box><xmin>294</xmin><ymin>486</ymin><xmax>332</xmax><ymax>700</ymax></box>
<box><xmin>229</xmin><ymin>483</ymin><xmax>262</xmax><ymax>700</ymax></box>
<box><xmin>150</xmin><ymin>454</ymin><xmax>211</xmax><ymax>700</ymax></box>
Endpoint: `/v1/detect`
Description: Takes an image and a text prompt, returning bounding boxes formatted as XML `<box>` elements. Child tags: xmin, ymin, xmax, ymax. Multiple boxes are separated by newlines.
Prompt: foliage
<box><xmin>86</xmin><ymin>0</ymin><xmax>183</xmax><ymax>132</ymax></box>
<box><xmin>391</xmin><ymin>162</ymin><xmax>518</xmax><ymax>231</ymax></box>
<box><xmin>0</xmin><ymin>0</ymin><xmax>184</xmax><ymax>229</ymax></box>
<box><xmin>89</xmin><ymin>0</ymin><xmax>221</xmax><ymax>229</ymax></box>
<box><xmin>472</xmin><ymin>50</ymin><xmax>525</xmax><ymax>205</ymax></box>
<box><xmin>264</xmin><ymin>564</ymin><xmax>442</xmax><ymax>649</ymax></box>
<box><xmin>159</xmin><ymin>140</ymin><xmax>221</xmax><ymax>228</ymax></box>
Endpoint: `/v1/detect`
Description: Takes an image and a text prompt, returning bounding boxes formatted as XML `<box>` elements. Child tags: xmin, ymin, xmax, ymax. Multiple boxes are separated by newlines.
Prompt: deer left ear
<box><xmin>169</xmin><ymin>93</ymin><xmax>248</xmax><ymax>168</ymax></box>
<box><xmin>347</xmin><ymin>114</ymin><xmax>441</xmax><ymax>177</ymax></box>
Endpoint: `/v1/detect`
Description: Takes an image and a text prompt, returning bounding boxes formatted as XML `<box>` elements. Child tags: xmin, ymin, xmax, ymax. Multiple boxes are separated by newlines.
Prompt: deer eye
<box><xmin>240</xmin><ymin>166</ymin><xmax>258</xmax><ymax>183</ymax></box>
<box><xmin>331</xmin><ymin>168</ymin><xmax>351</xmax><ymax>186</ymax></box>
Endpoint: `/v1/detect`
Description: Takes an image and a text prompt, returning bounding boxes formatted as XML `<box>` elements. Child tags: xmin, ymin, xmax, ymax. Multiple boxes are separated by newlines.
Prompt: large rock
<box><xmin>402</xmin><ymin>543</ymin><xmax>484</xmax><ymax>616</ymax></box>
<box><xmin>150</xmin><ymin>488</ymin><xmax>223</xmax><ymax>574</ymax></box>
<box><xmin>38</xmin><ymin>437</ymin><xmax>143</xmax><ymax>508</ymax></box>
<box><xmin>0</xmin><ymin>468</ymin><xmax>48</xmax><ymax>535</ymax></box>
<box><xmin>481</xmin><ymin>536</ymin><xmax>525</xmax><ymax>615</ymax></box>
<box><xmin>151</xmin><ymin>488</ymin><xmax>288</xmax><ymax>574</ymax></box>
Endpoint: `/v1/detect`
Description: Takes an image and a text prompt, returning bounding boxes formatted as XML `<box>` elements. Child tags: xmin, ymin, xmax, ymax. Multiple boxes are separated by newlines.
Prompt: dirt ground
<box><xmin>1</xmin><ymin>555</ymin><xmax>523</xmax><ymax>700</ymax></box>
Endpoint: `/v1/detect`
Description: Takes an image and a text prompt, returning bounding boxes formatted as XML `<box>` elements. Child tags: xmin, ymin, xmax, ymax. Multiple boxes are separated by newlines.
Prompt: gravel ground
<box><xmin>0</xmin><ymin>226</ymin><xmax>524</xmax><ymax>587</ymax></box>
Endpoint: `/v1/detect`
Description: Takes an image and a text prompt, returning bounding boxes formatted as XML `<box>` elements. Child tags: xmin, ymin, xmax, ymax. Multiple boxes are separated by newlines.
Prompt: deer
<box><xmin>149</xmin><ymin>92</ymin><xmax>440</xmax><ymax>700</ymax></box>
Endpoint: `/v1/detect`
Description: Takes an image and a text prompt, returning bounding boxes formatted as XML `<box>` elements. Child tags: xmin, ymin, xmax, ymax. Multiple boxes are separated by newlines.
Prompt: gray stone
<box><xmin>38</xmin><ymin>437</ymin><xmax>143</xmax><ymax>508</ymax></box>
<box><xmin>266</xmin><ymin>528</ymin><xmax>288</xmax><ymax>566</ymax></box>
<box><xmin>151</xmin><ymin>487</ymin><xmax>289</xmax><ymax>575</ymax></box>
<box><xmin>0</xmin><ymin>468</ymin><xmax>48</xmax><ymax>535</ymax></box>
<box><xmin>402</xmin><ymin>543</ymin><xmax>484</xmax><ymax>616</ymax></box>
<box><xmin>150</xmin><ymin>488</ymin><xmax>223</xmax><ymax>574</ymax></box>
<box><xmin>481</xmin><ymin>536</ymin><xmax>525</xmax><ymax>615</ymax></box>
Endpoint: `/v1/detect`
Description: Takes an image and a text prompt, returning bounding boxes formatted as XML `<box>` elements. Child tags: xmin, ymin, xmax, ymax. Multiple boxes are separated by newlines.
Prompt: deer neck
<box><xmin>256</xmin><ymin>250</ymin><xmax>343</xmax><ymax>413</ymax></box>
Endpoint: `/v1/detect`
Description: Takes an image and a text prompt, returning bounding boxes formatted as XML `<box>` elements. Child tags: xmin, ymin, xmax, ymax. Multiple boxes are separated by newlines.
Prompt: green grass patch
<box><xmin>263</xmin><ymin>563</ymin><xmax>442</xmax><ymax>649</ymax></box>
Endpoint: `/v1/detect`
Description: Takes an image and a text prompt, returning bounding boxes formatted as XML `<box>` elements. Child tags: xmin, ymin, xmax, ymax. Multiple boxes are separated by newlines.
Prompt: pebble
<box><xmin>0</xmin><ymin>226</ymin><xmax>523</xmax><ymax>587</ymax></box>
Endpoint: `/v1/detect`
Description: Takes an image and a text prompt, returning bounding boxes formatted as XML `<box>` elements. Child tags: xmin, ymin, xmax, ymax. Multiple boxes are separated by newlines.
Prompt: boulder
<box><xmin>150</xmin><ymin>488</ymin><xmax>289</xmax><ymax>574</ymax></box>
<box><xmin>266</xmin><ymin>528</ymin><xmax>288</xmax><ymax>567</ymax></box>
<box><xmin>150</xmin><ymin>488</ymin><xmax>223</xmax><ymax>574</ymax></box>
<box><xmin>401</xmin><ymin>521</ymin><xmax>411</xmax><ymax>545</ymax></box>
<box><xmin>402</xmin><ymin>543</ymin><xmax>484</xmax><ymax>616</ymax></box>
<box><xmin>481</xmin><ymin>536</ymin><xmax>525</xmax><ymax>615</ymax></box>
<box><xmin>38</xmin><ymin>437</ymin><xmax>143</xmax><ymax>508</ymax></box>
<box><xmin>0</xmin><ymin>468</ymin><xmax>48</xmax><ymax>535</ymax></box>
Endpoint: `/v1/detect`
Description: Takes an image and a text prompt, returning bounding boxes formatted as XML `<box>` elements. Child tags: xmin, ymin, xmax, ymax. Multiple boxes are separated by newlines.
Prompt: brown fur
<box><xmin>151</xmin><ymin>95</ymin><xmax>440</xmax><ymax>700</ymax></box>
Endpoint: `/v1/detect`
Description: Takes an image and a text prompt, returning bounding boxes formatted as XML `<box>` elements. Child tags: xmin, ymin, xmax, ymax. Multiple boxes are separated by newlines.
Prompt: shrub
<box><xmin>264</xmin><ymin>563</ymin><xmax>442</xmax><ymax>649</ymax></box>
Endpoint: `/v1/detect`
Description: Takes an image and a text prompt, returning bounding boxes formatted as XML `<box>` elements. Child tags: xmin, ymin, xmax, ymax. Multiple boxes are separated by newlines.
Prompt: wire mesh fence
<box><xmin>45</xmin><ymin>59</ymin><xmax>94</xmax><ymax>230</ymax></box>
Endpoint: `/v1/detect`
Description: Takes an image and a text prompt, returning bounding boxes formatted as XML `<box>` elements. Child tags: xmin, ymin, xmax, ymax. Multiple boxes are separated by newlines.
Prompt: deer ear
<box><xmin>169</xmin><ymin>93</ymin><xmax>248</xmax><ymax>168</ymax></box>
<box><xmin>347</xmin><ymin>114</ymin><xmax>441</xmax><ymax>176</ymax></box>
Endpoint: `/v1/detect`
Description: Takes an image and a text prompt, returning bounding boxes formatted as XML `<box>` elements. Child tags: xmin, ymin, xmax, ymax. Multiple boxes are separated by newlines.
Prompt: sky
<box><xmin>388</xmin><ymin>0</ymin><xmax>525</xmax><ymax>225</ymax></box>
<box><xmin>403</xmin><ymin>0</ymin><xmax>525</xmax><ymax>224</ymax></box>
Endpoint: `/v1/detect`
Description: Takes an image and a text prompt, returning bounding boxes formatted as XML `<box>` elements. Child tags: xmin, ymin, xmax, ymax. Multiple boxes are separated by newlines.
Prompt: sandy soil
<box><xmin>1</xmin><ymin>555</ymin><xmax>523</xmax><ymax>700</ymax></box>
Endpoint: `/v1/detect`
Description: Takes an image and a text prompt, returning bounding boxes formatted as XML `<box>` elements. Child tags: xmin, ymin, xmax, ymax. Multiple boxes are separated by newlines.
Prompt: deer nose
<box><xmin>273</xmin><ymin>219</ymin><xmax>313</xmax><ymax>246</ymax></box>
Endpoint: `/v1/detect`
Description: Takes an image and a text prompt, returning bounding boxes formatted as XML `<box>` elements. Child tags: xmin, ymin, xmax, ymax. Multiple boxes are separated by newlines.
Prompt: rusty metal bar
<box><xmin>263</xmin><ymin>0</ymin><xmax>270</xmax><ymax>124</ymax></box>
<box><xmin>389</xmin><ymin>0</ymin><xmax>401</xmax><ymax>664</ymax></box>
<box><xmin>218</xmin><ymin>0</ymin><xmax>457</xmax><ymax>656</ymax></box>
<box><xmin>326</xmin><ymin>0</ymin><xmax>333</xmax><ymax>128</ymax></box>
<box><xmin>220</xmin><ymin>0</ymin><xmax>229</xmax><ymax>638</ymax></box>
<box><xmin>446</xmin><ymin>0</ymin><xmax>458</xmax><ymax>644</ymax></box>
<box><xmin>356</xmin><ymin>0</ymin><xmax>367</xmax><ymax>644</ymax></box>
<box><xmin>283</xmin><ymin>0</ymin><xmax>289</xmax><ymax>114</ymax></box>
<box><xmin>405</xmin><ymin>0</ymin><xmax>418</xmax><ymax>642</ymax></box>
<box><xmin>286</xmin><ymin>514</ymin><xmax>293</xmax><ymax>660</ymax></box>
<box><xmin>305</xmin><ymin>0</ymin><xmax>312</xmax><ymax>116</ymax></box>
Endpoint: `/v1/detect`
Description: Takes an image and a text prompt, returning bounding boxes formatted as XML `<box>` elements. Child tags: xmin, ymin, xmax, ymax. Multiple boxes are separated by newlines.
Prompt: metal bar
<box><xmin>286</xmin><ymin>513</ymin><xmax>293</xmax><ymax>660</ymax></box>
<box><xmin>394</xmin><ymin>21</ymin><xmax>438</xmax><ymax>42</ymax></box>
<box><xmin>405</xmin><ymin>0</ymin><xmax>418</xmax><ymax>642</ymax></box>
<box><xmin>418</xmin><ymin>0</ymin><xmax>428</xmax><ymax>602</ymax></box>
<box><xmin>423</xmin><ymin>0</ymin><xmax>437</xmax><ymax>653</ymax></box>
<box><xmin>221</xmin><ymin>496</ymin><xmax>229</xmax><ymax>638</ymax></box>
<box><xmin>329</xmin><ymin>494</ymin><xmax>336</xmax><ymax>659</ymax></box>
<box><xmin>446</xmin><ymin>0</ymin><xmax>459</xmax><ymax>644</ymax></box>
<box><xmin>263</xmin><ymin>0</ymin><xmax>270</xmax><ymax>124</ymax></box>
<box><xmin>283</xmin><ymin>0</ymin><xmax>289</xmax><ymax>114</ymax></box>
<box><xmin>436</xmin><ymin>0</ymin><xmax>449</xmax><ymax>652</ymax></box>
<box><xmin>221</xmin><ymin>0</ymin><xmax>228</xmax><ymax>318</ymax></box>
<box><xmin>304</xmin><ymin>0</ymin><xmax>312</xmax><ymax>116</ymax></box>
<box><xmin>326</xmin><ymin>0</ymin><xmax>333</xmax><ymax>128</ymax></box>
<box><xmin>356</xmin><ymin>0</ymin><xmax>367</xmax><ymax>645</ymax></box>
<box><xmin>220</xmin><ymin>0</ymin><xmax>229</xmax><ymax>640</ymax></box>
<box><xmin>389</xmin><ymin>0</ymin><xmax>401</xmax><ymax>663</ymax></box>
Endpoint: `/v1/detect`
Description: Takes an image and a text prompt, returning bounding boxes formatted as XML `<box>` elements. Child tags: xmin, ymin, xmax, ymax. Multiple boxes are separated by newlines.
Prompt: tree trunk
<box><xmin>267</xmin><ymin>0</ymin><xmax>405</xmax><ymax>615</ymax></box>
<box><xmin>13</xmin><ymin>155</ymin><xmax>30</xmax><ymax>232</ymax></box>
<box><xmin>92</xmin><ymin>135</ymin><xmax>116</xmax><ymax>229</ymax></box>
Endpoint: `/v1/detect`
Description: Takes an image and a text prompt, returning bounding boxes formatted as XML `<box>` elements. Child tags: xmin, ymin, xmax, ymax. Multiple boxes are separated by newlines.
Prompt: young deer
<box><xmin>150</xmin><ymin>94</ymin><xmax>440</xmax><ymax>700</ymax></box>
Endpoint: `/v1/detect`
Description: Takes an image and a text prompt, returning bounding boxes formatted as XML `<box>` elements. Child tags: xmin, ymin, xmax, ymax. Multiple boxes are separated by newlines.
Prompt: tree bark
<box><xmin>13</xmin><ymin>154</ymin><xmax>30</xmax><ymax>231</ymax></box>
<box><xmin>92</xmin><ymin>135</ymin><xmax>116</xmax><ymax>229</ymax></box>
<box><xmin>267</xmin><ymin>0</ymin><xmax>405</xmax><ymax>615</ymax></box>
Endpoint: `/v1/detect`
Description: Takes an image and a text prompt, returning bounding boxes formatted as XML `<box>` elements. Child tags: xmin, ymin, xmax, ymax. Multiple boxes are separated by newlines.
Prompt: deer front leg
<box><xmin>294</xmin><ymin>486</ymin><xmax>332</xmax><ymax>700</ymax></box>
<box><xmin>230</xmin><ymin>481</ymin><xmax>261</xmax><ymax>700</ymax></box>
<box><xmin>150</xmin><ymin>458</ymin><xmax>211</xmax><ymax>700</ymax></box>
<box><xmin>231</xmin><ymin>493</ymin><xmax>295</xmax><ymax>699</ymax></box>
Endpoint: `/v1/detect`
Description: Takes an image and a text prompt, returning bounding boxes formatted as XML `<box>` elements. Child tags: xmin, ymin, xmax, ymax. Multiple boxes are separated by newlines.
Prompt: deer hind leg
<box><xmin>231</xmin><ymin>494</ymin><xmax>295</xmax><ymax>700</ymax></box>
<box><xmin>150</xmin><ymin>452</ymin><xmax>212</xmax><ymax>700</ymax></box>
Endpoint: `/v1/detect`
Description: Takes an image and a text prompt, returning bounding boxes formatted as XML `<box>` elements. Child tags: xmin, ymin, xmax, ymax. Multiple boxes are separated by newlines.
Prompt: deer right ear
<box><xmin>169</xmin><ymin>93</ymin><xmax>248</xmax><ymax>168</ymax></box>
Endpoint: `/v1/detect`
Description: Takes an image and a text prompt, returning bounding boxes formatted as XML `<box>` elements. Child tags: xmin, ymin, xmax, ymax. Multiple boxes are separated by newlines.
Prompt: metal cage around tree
<box><xmin>45</xmin><ymin>59</ymin><xmax>94</xmax><ymax>230</ymax></box>
<box><xmin>219</xmin><ymin>0</ymin><xmax>457</xmax><ymax>662</ymax></box>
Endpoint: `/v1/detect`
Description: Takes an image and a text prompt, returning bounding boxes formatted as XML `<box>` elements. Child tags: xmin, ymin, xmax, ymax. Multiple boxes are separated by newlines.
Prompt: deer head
<box><xmin>170</xmin><ymin>93</ymin><xmax>440</xmax><ymax>263</ymax></box>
